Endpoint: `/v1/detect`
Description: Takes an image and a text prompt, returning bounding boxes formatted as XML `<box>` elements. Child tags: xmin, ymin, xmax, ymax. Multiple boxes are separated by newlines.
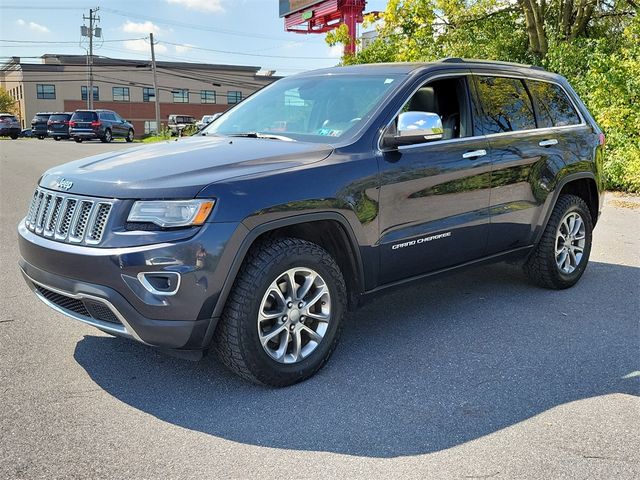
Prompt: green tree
<box><xmin>0</xmin><ymin>87</ymin><xmax>17</xmax><ymax>114</ymax></box>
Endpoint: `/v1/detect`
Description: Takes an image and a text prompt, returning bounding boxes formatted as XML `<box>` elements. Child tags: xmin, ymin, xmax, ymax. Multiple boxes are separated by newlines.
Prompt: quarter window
<box><xmin>227</xmin><ymin>91</ymin><xmax>242</xmax><ymax>104</ymax></box>
<box><xmin>475</xmin><ymin>76</ymin><xmax>536</xmax><ymax>134</ymax></box>
<box><xmin>143</xmin><ymin>87</ymin><xmax>155</xmax><ymax>102</ymax></box>
<box><xmin>526</xmin><ymin>80</ymin><xmax>581</xmax><ymax>128</ymax></box>
<box><xmin>201</xmin><ymin>90</ymin><xmax>216</xmax><ymax>104</ymax></box>
<box><xmin>36</xmin><ymin>84</ymin><xmax>55</xmax><ymax>99</ymax></box>
<box><xmin>173</xmin><ymin>89</ymin><xmax>189</xmax><ymax>103</ymax></box>
<box><xmin>113</xmin><ymin>87</ymin><xmax>130</xmax><ymax>102</ymax></box>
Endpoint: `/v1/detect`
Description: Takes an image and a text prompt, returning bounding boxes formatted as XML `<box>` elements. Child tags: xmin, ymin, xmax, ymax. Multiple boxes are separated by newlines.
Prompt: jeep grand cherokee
<box><xmin>18</xmin><ymin>59</ymin><xmax>604</xmax><ymax>386</ymax></box>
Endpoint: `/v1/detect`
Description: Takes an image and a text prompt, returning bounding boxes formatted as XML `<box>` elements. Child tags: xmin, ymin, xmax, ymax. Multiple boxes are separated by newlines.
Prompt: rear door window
<box><xmin>474</xmin><ymin>76</ymin><xmax>536</xmax><ymax>134</ymax></box>
<box><xmin>526</xmin><ymin>80</ymin><xmax>581</xmax><ymax>128</ymax></box>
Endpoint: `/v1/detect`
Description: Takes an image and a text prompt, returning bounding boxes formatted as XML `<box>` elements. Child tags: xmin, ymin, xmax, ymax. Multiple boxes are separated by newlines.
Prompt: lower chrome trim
<box><xmin>22</xmin><ymin>269</ymin><xmax>145</xmax><ymax>343</ymax></box>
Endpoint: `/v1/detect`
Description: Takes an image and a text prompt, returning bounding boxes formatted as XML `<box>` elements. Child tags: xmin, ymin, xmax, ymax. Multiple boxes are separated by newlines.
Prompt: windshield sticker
<box><xmin>384</xmin><ymin>78</ymin><xmax>395</xmax><ymax>84</ymax></box>
<box><xmin>317</xmin><ymin>128</ymin><xmax>343</xmax><ymax>137</ymax></box>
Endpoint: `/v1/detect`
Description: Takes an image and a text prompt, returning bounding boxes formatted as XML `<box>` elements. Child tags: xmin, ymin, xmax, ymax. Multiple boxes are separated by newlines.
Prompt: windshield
<box><xmin>204</xmin><ymin>74</ymin><xmax>401</xmax><ymax>143</ymax></box>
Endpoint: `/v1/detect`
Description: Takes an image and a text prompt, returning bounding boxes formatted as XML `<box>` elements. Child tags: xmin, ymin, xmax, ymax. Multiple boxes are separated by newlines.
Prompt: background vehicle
<box><xmin>196</xmin><ymin>114</ymin><xmax>221</xmax><ymax>130</ymax></box>
<box><xmin>168</xmin><ymin>114</ymin><xmax>196</xmax><ymax>135</ymax></box>
<box><xmin>19</xmin><ymin>128</ymin><xmax>33</xmax><ymax>138</ymax></box>
<box><xmin>18</xmin><ymin>60</ymin><xmax>604</xmax><ymax>387</ymax></box>
<box><xmin>47</xmin><ymin>112</ymin><xmax>72</xmax><ymax>141</ymax></box>
<box><xmin>0</xmin><ymin>113</ymin><xmax>20</xmax><ymax>139</ymax></box>
<box><xmin>69</xmin><ymin>109</ymin><xmax>134</xmax><ymax>143</ymax></box>
<box><xmin>31</xmin><ymin>113</ymin><xmax>52</xmax><ymax>139</ymax></box>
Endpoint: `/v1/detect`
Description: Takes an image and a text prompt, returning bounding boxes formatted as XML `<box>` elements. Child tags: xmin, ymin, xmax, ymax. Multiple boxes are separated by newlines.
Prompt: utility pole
<box><xmin>149</xmin><ymin>33</ymin><xmax>161</xmax><ymax>135</ymax></box>
<box><xmin>82</xmin><ymin>7</ymin><xmax>100</xmax><ymax>109</ymax></box>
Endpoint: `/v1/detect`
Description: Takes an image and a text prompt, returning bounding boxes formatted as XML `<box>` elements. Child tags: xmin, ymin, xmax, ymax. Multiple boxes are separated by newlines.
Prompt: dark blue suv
<box><xmin>18</xmin><ymin>59</ymin><xmax>604</xmax><ymax>386</ymax></box>
<box><xmin>69</xmin><ymin>109</ymin><xmax>135</xmax><ymax>143</ymax></box>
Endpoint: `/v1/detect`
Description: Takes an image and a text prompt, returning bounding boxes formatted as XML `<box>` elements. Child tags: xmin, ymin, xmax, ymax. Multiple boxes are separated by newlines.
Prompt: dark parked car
<box><xmin>69</xmin><ymin>109</ymin><xmax>134</xmax><ymax>143</ymax></box>
<box><xmin>0</xmin><ymin>113</ymin><xmax>20</xmax><ymax>139</ymax></box>
<box><xmin>47</xmin><ymin>112</ymin><xmax>73</xmax><ymax>141</ymax></box>
<box><xmin>20</xmin><ymin>128</ymin><xmax>33</xmax><ymax>138</ymax></box>
<box><xmin>18</xmin><ymin>59</ymin><xmax>604</xmax><ymax>386</ymax></box>
<box><xmin>31</xmin><ymin>112</ymin><xmax>52</xmax><ymax>139</ymax></box>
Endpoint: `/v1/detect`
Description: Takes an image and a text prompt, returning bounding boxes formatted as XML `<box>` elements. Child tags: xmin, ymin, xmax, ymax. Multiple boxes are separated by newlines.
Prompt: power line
<box><xmin>0</xmin><ymin>38</ymin><xmax>146</xmax><ymax>44</ymax></box>
<box><xmin>157</xmin><ymin>40</ymin><xmax>334</xmax><ymax>60</ymax></box>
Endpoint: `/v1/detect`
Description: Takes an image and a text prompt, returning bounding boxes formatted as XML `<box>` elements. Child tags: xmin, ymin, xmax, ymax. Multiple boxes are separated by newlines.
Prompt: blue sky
<box><xmin>0</xmin><ymin>0</ymin><xmax>388</xmax><ymax>76</ymax></box>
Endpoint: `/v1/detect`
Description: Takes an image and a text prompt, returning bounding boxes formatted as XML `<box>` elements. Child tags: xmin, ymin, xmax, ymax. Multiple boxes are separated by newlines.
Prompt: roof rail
<box><xmin>438</xmin><ymin>57</ymin><xmax>546</xmax><ymax>71</ymax></box>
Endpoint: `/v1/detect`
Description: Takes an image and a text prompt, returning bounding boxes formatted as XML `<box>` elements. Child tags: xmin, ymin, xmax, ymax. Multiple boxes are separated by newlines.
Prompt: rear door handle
<box><xmin>539</xmin><ymin>139</ymin><xmax>558</xmax><ymax>147</ymax></box>
<box><xmin>462</xmin><ymin>149</ymin><xmax>487</xmax><ymax>159</ymax></box>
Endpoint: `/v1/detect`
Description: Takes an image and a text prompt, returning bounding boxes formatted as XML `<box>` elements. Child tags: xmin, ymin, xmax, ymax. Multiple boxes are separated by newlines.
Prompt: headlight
<box><xmin>127</xmin><ymin>199</ymin><xmax>214</xmax><ymax>227</ymax></box>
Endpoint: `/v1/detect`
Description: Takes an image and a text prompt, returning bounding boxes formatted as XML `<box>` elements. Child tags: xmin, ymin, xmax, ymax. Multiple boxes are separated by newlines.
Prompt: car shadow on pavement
<box><xmin>74</xmin><ymin>261</ymin><xmax>639</xmax><ymax>458</ymax></box>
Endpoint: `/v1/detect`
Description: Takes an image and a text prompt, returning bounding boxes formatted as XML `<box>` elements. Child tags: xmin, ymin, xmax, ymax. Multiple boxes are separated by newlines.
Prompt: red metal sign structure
<box><xmin>280</xmin><ymin>0</ymin><xmax>367</xmax><ymax>55</ymax></box>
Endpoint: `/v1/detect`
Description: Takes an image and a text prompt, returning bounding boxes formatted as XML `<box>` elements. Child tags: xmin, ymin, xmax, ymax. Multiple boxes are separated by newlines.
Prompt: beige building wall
<box><xmin>1</xmin><ymin>56</ymin><xmax>278</xmax><ymax>131</ymax></box>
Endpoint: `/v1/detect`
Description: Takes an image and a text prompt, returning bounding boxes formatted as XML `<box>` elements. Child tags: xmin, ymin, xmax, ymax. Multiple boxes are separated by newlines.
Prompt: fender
<box><xmin>533</xmin><ymin>171</ymin><xmax>598</xmax><ymax>246</ymax></box>
<box><xmin>210</xmin><ymin>211</ymin><xmax>366</xmax><ymax>319</ymax></box>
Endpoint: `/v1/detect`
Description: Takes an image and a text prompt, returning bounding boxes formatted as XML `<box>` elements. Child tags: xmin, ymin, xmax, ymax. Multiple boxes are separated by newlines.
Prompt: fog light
<box><xmin>137</xmin><ymin>272</ymin><xmax>181</xmax><ymax>296</ymax></box>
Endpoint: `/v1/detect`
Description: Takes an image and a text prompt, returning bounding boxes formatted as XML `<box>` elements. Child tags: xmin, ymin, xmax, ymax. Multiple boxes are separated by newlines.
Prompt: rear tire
<box><xmin>214</xmin><ymin>237</ymin><xmax>347</xmax><ymax>386</ymax></box>
<box><xmin>38</xmin><ymin>135</ymin><xmax>45</xmax><ymax>140</ymax></box>
<box><xmin>74</xmin><ymin>137</ymin><xmax>83</xmax><ymax>143</ymax></box>
<box><xmin>524</xmin><ymin>194</ymin><xmax>593</xmax><ymax>289</ymax></box>
<box><xmin>10</xmin><ymin>134</ymin><xmax>18</xmax><ymax>140</ymax></box>
<box><xmin>101</xmin><ymin>129</ymin><xmax>112</xmax><ymax>143</ymax></box>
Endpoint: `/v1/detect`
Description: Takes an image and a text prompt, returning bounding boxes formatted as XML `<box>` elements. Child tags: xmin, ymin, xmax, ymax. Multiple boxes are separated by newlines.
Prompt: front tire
<box><xmin>524</xmin><ymin>194</ymin><xmax>593</xmax><ymax>289</ymax></box>
<box><xmin>126</xmin><ymin>129</ymin><xmax>134</xmax><ymax>142</ymax></box>
<box><xmin>74</xmin><ymin>137</ymin><xmax>83</xmax><ymax>143</ymax></box>
<box><xmin>214</xmin><ymin>237</ymin><xmax>347</xmax><ymax>386</ymax></box>
<box><xmin>54</xmin><ymin>136</ymin><xmax>61</xmax><ymax>141</ymax></box>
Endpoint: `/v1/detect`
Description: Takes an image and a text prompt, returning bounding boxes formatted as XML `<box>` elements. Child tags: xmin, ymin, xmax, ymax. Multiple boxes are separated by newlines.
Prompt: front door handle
<box><xmin>539</xmin><ymin>138</ymin><xmax>558</xmax><ymax>147</ymax></box>
<box><xmin>462</xmin><ymin>149</ymin><xmax>487</xmax><ymax>159</ymax></box>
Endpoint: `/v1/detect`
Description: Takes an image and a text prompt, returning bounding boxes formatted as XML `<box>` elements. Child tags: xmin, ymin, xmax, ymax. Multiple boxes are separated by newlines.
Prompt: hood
<box><xmin>39</xmin><ymin>136</ymin><xmax>333</xmax><ymax>199</ymax></box>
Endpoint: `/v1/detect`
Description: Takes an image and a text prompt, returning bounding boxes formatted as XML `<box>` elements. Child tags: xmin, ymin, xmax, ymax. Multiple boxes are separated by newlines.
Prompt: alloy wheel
<box><xmin>257</xmin><ymin>267</ymin><xmax>331</xmax><ymax>364</ymax></box>
<box><xmin>555</xmin><ymin>212</ymin><xmax>586</xmax><ymax>274</ymax></box>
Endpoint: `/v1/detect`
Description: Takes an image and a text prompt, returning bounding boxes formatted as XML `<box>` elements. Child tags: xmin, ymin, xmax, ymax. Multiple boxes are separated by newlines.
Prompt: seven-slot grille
<box><xmin>25</xmin><ymin>188</ymin><xmax>113</xmax><ymax>245</ymax></box>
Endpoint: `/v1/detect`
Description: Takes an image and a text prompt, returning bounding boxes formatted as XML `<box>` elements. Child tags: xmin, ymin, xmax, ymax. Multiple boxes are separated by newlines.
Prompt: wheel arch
<box><xmin>211</xmin><ymin>213</ymin><xmax>366</xmax><ymax>319</ymax></box>
<box><xmin>535</xmin><ymin>172</ymin><xmax>599</xmax><ymax>245</ymax></box>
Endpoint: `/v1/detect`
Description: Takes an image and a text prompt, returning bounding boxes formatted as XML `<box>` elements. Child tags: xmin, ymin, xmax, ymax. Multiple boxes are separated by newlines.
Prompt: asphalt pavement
<box><xmin>1</xmin><ymin>138</ymin><xmax>638</xmax><ymax>479</ymax></box>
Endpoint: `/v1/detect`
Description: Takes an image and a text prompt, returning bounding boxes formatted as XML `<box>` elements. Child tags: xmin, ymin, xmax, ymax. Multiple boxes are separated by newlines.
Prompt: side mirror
<box><xmin>385</xmin><ymin>111</ymin><xmax>443</xmax><ymax>148</ymax></box>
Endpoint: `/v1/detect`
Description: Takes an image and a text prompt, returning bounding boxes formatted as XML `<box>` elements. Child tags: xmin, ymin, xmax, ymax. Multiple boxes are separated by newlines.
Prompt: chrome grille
<box><xmin>24</xmin><ymin>188</ymin><xmax>113</xmax><ymax>246</ymax></box>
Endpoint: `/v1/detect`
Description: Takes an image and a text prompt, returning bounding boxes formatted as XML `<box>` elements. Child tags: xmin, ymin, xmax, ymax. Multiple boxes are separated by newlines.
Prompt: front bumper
<box><xmin>18</xmin><ymin>219</ymin><xmax>246</xmax><ymax>350</ymax></box>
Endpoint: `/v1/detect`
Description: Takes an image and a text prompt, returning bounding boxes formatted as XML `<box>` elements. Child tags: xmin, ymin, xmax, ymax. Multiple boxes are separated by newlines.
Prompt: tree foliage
<box><xmin>327</xmin><ymin>1</ymin><xmax>639</xmax><ymax>191</ymax></box>
<box><xmin>0</xmin><ymin>87</ymin><xmax>17</xmax><ymax>114</ymax></box>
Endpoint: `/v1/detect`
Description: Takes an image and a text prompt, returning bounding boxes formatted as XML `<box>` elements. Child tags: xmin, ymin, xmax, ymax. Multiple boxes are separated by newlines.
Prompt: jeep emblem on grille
<box><xmin>56</xmin><ymin>178</ymin><xmax>73</xmax><ymax>191</ymax></box>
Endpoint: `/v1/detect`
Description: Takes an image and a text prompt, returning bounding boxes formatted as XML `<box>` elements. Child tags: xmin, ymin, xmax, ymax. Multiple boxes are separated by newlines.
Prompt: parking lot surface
<box><xmin>1</xmin><ymin>139</ymin><xmax>639</xmax><ymax>479</ymax></box>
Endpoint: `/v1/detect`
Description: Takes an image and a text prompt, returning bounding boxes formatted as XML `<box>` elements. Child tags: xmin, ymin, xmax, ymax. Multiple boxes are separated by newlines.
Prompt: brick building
<box><xmin>0</xmin><ymin>54</ymin><xmax>279</xmax><ymax>135</ymax></box>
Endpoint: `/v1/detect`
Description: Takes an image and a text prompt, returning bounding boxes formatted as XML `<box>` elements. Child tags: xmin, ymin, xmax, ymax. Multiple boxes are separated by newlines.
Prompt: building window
<box><xmin>227</xmin><ymin>91</ymin><xmax>242</xmax><ymax>104</ymax></box>
<box><xmin>201</xmin><ymin>90</ymin><xmax>216</xmax><ymax>104</ymax></box>
<box><xmin>143</xmin><ymin>87</ymin><xmax>155</xmax><ymax>102</ymax></box>
<box><xmin>36</xmin><ymin>84</ymin><xmax>56</xmax><ymax>99</ymax></box>
<box><xmin>113</xmin><ymin>87</ymin><xmax>130</xmax><ymax>102</ymax></box>
<box><xmin>81</xmin><ymin>86</ymin><xmax>99</xmax><ymax>101</ymax></box>
<box><xmin>173</xmin><ymin>89</ymin><xmax>189</xmax><ymax>103</ymax></box>
<box><xmin>144</xmin><ymin>121</ymin><xmax>158</xmax><ymax>134</ymax></box>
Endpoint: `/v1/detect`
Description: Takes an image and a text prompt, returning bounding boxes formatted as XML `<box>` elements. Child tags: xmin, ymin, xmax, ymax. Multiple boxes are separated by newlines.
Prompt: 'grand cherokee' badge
<box><xmin>56</xmin><ymin>178</ymin><xmax>73</xmax><ymax>191</ymax></box>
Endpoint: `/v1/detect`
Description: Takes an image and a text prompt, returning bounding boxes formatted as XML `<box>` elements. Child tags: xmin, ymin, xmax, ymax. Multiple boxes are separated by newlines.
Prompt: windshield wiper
<box><xmin>228</xmin><ymin>132</ymin><xmax>294</xmax><ymax>142</ymax></box>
